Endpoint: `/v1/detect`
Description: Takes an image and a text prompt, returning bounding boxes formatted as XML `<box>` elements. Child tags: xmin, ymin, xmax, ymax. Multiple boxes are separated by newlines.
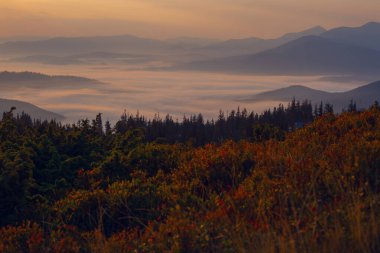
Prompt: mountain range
<box><xmin>178</xmin><ymin>22</ymin><xmax>380</xmax><ymax>76</ymax></box>
<box><xmin>196</xmin><ymin>26</ymin><xmax>327</xmax><ymax>57</ymax></box>
<box><xmin>241</xmin><ymin>80</ymin><xmax>380</xmax><ymax>112</ymax></box>
<box><xmin>180</xmin><ymin>35</ymin><xmax>380</xmax><ymax>75</ymax></box>
<box><xmin>0</xmin><ymin>35</ymin><xmax>174</xmax><ymax>56</ymax></box>
<box><xmin>321</xmin><ymin>22</ymin><xmax>380</xmax><ymax>51</ymax></box>
<box><xmin>1</xmin><ymin>22</ymin><xmax>380</xmax><ymax>76</ymax></box>
<box><xmin>0</xmin><ymin>26</ymin><xmax>327</xmax><ymax>58</ymax></box>
<box><xmin>8</xmin><ymin>52</ymin><xmax>155</xmax><ymax>66</ymax></box>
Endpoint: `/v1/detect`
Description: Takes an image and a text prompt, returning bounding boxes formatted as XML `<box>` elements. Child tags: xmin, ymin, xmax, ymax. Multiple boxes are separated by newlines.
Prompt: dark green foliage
<box><xmin>118</xmin><ymin>99</ymin><xmax>319</xmax><ymax>145</ymax></box>
<box><xmin>0</xmin><ymin>100</ymin><xmax>345</xmax><ymax>226</ymax></box>
<box><xmin>0</xmin><ymin>102</ymin><xmax>380</xmax><ymax>252</ymax></box>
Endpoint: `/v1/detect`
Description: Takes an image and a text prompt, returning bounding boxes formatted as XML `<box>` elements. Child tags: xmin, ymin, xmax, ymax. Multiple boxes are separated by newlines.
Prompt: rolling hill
<box><xmin>248</xmin><ymin>85</ymin><xmax>331</xmax><ymax>102</ymax></box>
<box><xmin>0</xmin><ymin>98</ymin><xmax>64</xmax><ymax>121</ymax></box>
<box><xmin>241</xmin><ymin>80</ymin><xmax>380</xmax><ymax>112</ymax></box>
<box><xmin>0</xmin><ymin>71</ymin><xmax>103</xmax><ymax>90</ymax></box>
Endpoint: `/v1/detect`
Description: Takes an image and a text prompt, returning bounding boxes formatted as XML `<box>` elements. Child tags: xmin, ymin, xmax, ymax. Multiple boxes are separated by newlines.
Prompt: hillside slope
<box><xmin>242</xmin><ymin>80</ymin><xmax>380</xmax><ymax>111</ymax></box>
<box><xmin>1</xmin><ymin>108</ymin><xmax>380</xmax><ymax>252</ymax></box>
<box><xmin>198</xmin><ymin>26</ymin><xmax>326</xmax><ymax>57</ymax></box>
<box><xmin>0</xmin><ymin>98</ymin><xmax>64</xmax><ymax>121</ymax></box>
<box><xmin>321</xmin><ymin>22</ymin><xmax>380</xmax><ymax>51</ymax></box>
<box><xmin>179</xmin><ymin>36</ymin><xmax>380</xmax><ymax>75</ymax></box>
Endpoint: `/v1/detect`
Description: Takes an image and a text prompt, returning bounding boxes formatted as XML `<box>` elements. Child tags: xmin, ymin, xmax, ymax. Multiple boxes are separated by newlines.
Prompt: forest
<box><xmin>0</xmin><ymin>100</ymin><xmax>379</xmax><ymax>253</ymax></box>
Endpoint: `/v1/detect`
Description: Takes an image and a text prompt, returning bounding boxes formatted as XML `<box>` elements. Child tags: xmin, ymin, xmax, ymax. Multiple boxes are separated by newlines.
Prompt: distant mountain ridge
<box><xmin>197</xmin><ymin>26</ymin><xmax>327</xmax><ymax>57</ymax></box>
<box><xmin>0</xmin><ymin>71</ymin><xmax>105</xmax><ymax>120</ymax></box>
<box><xmin>178</xmin><ymin>32</ymin><xmax>380</xmax><ymax>75</ymax></box>
<box><xmin>0</xmin><ymin>71</ymin><xmax>102</xmax><ymax>89</ymax></box>
<box><xmin>250</xmin><ymin>85</ymin><xmax>331</xmax><ymax>102</ymax></box>
<box><xmin>241</xmin><ymin>80</ymin><xmax>380</xmax><ymax>112</ymax></box>
<box><xmin>8</xmin><ymin>52</ymin><xmax>155</xmax><ymax>65</ymax></box>
<box><xmin>0</xmin><ymin>98</ymin><xmax>64</xmax><ymax>121</ymax></box>
<box><xmin>0</xmin><ymin>71</ymin><xmax>97</xmax><ymax>82</ymax></box>
<box><xmin>0</xmin><ymin>27</ymin><xmax>326</xmax><ymax>58</ymax></box>
<box><xmin>0</xmin><ymin>35</ymin><xmax>175</xmax><ymax>56</ymax></box>
<box><xmin>166</xmin><ymin>37</ymin><xmax>221</xmax><ymax>49</ymax></box>
<box><xmin>1</xmin><ymin>22</ymin><xmax>380</xmax><ymax>76</ymax></box>
<box><xmin>321</xmin><ymin>22</ymin><xmax>380</xmax><ymax>51</ymax></box>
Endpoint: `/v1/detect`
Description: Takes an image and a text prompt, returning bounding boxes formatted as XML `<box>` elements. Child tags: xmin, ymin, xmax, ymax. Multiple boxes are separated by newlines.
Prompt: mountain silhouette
<box><xmin>248</xmin><ymin>85</ymin><xmax>331</xmax><ymax>102</ymax></box>
<box><xmin>241</xmin><ymin>80</ymin><xmax>380</xmax><ymax>112</ymax></box>
<box><xmin>0</xmin><ymin>35</ymin><xmax>174</xmax><ymax>56</ymax></box>
<box><xmin>197</xmin><ymin>26</ymin><xmax>326</xmax><ymax>57</ymax></box>
<box><xmin>0</xmin><ymin>27</ymin><xmax>326</xmax><ymax>61</ymax></box>
<box><xmin>179</xmin><ymin>36</ymin><xmax>380</xmax><ymax>75</ymax></box>
<box><xmin>0</xmin><ymin>71</ymin><xmax>102</xmax><ymax>90</ymax></box>
<box><xmin>0</xmin><ymin>98</ymin><xmax>64</xmax><ymax>121</ymax></box>
<box><xmin>321</xmin><ymin>22</ymin><xmax>380</xmax><ymax>51</ymax></box>
<box><xmin>8</xmin><ymin>52</ymin><xmax>154</xmax><ymax>65</ymax></box>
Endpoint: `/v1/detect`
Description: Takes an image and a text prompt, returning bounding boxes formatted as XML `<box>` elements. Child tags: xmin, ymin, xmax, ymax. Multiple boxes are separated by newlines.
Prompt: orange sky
<box><xmin>1</xmin><ymin>0</ymin><xmax>380</xmax><ymax>39</ymax></box>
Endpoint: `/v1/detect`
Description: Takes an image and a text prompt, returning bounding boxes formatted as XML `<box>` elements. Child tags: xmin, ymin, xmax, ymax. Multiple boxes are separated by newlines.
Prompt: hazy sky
<box><xmin>1</xmin><ymin>0</ymin><xmax>379</xmax><ymax>39</ymax></box>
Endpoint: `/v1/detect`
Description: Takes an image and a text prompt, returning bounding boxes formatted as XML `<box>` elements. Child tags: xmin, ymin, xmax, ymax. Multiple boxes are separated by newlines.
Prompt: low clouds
<box><xmin>0</xmin><ymin>59</ymin><xmax>362</xmax><ymax>123</ymax></box>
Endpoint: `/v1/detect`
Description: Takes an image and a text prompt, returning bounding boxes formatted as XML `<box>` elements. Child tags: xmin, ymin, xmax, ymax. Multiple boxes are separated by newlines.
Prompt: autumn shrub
<box><xmin>0</xmin><ymin>222</ymin><xmax>45</xmax><ymax>253</ymax></box>
<box><xmin>121</xmin><ymin>110</ymin><xmax>380</xmax><ymax>252</ymax></box>
<box><xmin>172</xmin><ymin>141</ymin><xmax>255</xmax><ymax>198</ymax></box>
<box><xmin>54</xmin><ymin>171</ymin><xmax>172</xmax><ymax>235</ymax></box>
<box><xmin>2</xmin><ymin>109</ymin><xmax>380</xmax><ymax>252</ymax></box>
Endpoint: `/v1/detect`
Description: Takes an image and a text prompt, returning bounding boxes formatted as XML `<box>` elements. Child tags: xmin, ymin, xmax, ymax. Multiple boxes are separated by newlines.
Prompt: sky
<box><xmin>1</xmin><ymin>0</ymin><xmax>380</xmax><ymax>39</ymax></box>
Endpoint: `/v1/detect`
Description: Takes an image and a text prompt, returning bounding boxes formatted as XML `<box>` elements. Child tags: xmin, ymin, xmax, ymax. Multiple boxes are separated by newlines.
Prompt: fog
<box><xmin>0</xmin><ymin>60</ymin><xmax>368</xmax><ymax>123</ymax></box>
